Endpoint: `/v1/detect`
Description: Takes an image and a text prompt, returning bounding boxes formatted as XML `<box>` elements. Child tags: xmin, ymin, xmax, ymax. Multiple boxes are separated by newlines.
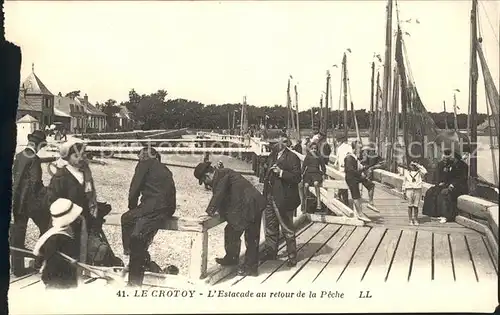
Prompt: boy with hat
<box><xmin>34</xmin><ymin>198</ymin><xmax>82</xmax><ymax>289</ymax></box>
<box><xmin>11</xmin><ymin>130</ymin><xmax>51</xmax><ymax>276</ymax></box>
<box><xmin>194</xmin><ymin>162</ymin><xmax>266</xmax><ymax>276</ymax></box>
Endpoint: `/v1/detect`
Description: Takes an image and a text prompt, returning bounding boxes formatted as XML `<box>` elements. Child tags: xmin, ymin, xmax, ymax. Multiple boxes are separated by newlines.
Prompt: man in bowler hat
<box><xmin>11</xmin><ymin>130</ymin><xmax>51</xmax><ymax>276</ymax></box>
<box><xmin>261</xmin><ymin>132</ymin><xmax>301</xmax><ymax>267</ymax></box>
<box><xmin>194</xmin><ymin>162</ymin><xmax>266</xmax><ymax>276</ymax></box>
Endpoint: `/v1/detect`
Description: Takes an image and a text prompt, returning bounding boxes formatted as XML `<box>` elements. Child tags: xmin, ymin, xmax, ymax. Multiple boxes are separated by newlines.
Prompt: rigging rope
<box><xmin>484</xmin><ymin>89</ymin><xmax>499</xmax><ymax>186</ymax></box>
<box><xmin>478</xmin><ymin>0</ymin><xmax>500</xmax><ymax>45</ymax></box>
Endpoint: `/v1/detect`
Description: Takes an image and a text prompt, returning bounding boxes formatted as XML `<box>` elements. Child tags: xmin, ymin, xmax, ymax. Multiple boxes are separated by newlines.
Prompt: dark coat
<box><xmin>207</xmin><ymin>168</ymin><xmax>266</xmax><ymax>231</ymax></box>
<box><xmin>46</xmin><ymin>167</ymin><xmax>94</xmax><ymax>230</ymax></box>
<box><xmin>39</xmin><ymin>233</ymin><xmax>78</xmax><ymax>289</ymax></box>
<box><xmin>12</xmin><ymin>149</ymin><xmax>46</xmax><ymax>217</ymax></box>
<box><xmin>263</xmin><ymin>148</ymin><xmax>302</xmax><ymax>211</ymax></box>
<box><xmin>344</xmin><ymin>154</ymin><xmax>363</xmax><ymax>183</ymax></box>
<box><xmin>434</xmin><ymin>159</ymin><xmax>469</xmax><ymax>198</ymax></box>
<box><xmin>129</xmin><ymin>158</ymin><xmax>176</xmax><ymax>216</ymax></box>
<box><xmin>302</xmin><ymin>151</ymin><xmax>326</xmax><ymax>184</ymax></box>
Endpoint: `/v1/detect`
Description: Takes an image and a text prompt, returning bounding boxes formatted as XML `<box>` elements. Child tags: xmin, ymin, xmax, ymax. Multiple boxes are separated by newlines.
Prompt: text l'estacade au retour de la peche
<box><xmin>116</xmin><ymin>289</ymin><xmax>374</xmax><ymax>299</ymax></box>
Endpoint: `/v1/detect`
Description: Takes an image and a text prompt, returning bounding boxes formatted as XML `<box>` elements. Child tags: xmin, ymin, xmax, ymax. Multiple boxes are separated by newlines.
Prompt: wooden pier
<box><xmin>9</xmin><ymin>131</ymin><xmax>498</xmax><ymax>298</ymax></box>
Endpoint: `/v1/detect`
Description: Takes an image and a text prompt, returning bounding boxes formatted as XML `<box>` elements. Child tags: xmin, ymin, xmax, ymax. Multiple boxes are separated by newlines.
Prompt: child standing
<box><xmin>402</xmin><ymin>161</ymin><xmax>428</xmax><ymax>225</ymax></box>
<box><xmin>33</xmin><ymin>198</ymin><xmax>82</xmax><ymax>289</ymax></box>
<box><xmin>302</xmin><ymin>142</ymin><xmax>327</xmax><ymax>212</ymax></box>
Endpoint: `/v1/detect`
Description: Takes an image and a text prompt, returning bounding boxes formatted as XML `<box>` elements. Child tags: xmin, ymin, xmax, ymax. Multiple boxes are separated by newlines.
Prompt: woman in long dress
<box><xmin>422</xmin><ymin>149</ymin><xmax>469</xmax><ymax>223</ymax></box>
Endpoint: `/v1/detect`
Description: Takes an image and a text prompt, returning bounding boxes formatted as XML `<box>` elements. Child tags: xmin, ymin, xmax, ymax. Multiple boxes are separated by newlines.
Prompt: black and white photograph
<box><xmin>2</xmin><ymin>0</ymin><xmax>499</xmax><ymax>313</ymax></box>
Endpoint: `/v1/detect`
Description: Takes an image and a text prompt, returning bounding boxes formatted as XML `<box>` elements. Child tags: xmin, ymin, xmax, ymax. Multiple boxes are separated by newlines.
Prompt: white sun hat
<box><xmin>50</xmin><ymin>198</ymin><xmax>83</xmax><ymax>227</ymax></box>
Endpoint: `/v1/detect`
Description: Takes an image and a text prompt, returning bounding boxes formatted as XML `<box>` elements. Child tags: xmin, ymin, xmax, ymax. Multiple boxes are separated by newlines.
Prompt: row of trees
<box><xmin>94</xmin><ymin>89</ymin><xmax>490</xmax><ymax>131</ymax></box>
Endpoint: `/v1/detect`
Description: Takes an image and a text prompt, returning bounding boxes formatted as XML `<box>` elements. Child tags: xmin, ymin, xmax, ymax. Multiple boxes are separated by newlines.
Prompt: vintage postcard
<box><xmin>4</xmin><ymin>0</ymin><xmax>499</xmax><ymax>314</ymax></box>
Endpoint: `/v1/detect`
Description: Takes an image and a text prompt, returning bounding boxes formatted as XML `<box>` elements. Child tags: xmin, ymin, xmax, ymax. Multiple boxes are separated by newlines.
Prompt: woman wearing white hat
<box><xmin>34</xmin><ymin>198</ymin><xmax>82</xmax><ymax>289</ymax></box>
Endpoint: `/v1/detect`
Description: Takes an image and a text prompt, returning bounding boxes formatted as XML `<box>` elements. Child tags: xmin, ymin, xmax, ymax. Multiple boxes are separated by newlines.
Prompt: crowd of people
<box><xmin>10</xmin><ymin>127</ymin><xmax>471</xmax><ymax>289</ymax></box>
<box><xmin>11</xmin><ymin>130</ymin><xmax>177</xmax><ymax>289</ymax></box>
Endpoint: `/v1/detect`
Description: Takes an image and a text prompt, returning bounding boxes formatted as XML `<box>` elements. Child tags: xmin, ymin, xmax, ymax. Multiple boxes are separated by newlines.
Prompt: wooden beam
<box><xmin>307</xmin><ymin>213</ymin><xmax>364</xmax><ymax>226</ymax></box>
<box><xmin>322</xmin><ymin>179</ymin><xmax>349</xmax><ymax>189</ymax></box>
<box><xmin>189</xmin><ymin>231</ymin><xmax>209</xmax><ymax>279</ymax></box>
<box><xmin>104</xmin><ymin>213</ymin><xmax>224</xmax><ymax>233</ymax></box>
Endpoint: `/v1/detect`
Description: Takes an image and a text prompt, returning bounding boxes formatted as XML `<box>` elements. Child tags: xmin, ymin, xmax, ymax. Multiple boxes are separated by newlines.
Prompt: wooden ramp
<box><xmin>212</xmin><ymin>186</ymin><xmax>498</xmax><ymax>287</ymax></box>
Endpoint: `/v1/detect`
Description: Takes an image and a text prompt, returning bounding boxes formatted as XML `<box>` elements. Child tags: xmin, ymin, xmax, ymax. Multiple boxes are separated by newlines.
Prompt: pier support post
<box><xmin>189</xmin><ymin>231</ymin><xmax>208</xmax><ymax>280</ymax></box>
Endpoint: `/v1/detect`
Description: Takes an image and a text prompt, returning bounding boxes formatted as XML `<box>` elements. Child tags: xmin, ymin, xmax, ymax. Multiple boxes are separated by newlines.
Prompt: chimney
<box><xmin>84</xmin><ymin>93</ymin><xmax>88</xmax><ymax>103</ymax></box>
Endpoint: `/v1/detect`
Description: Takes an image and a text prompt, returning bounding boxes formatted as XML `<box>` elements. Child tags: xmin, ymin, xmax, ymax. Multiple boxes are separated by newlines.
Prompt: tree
<box><xmin>65</xmin><ymin>90</ymin><xmax>81</xmax><ymax>99</ymax></box>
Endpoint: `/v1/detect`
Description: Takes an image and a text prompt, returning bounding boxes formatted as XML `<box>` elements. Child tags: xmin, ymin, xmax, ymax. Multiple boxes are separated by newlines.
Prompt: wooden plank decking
<box><xmin>9</xmin><ymin>187</ymin><xmax>498</xmax><ymax>290</ymax></box>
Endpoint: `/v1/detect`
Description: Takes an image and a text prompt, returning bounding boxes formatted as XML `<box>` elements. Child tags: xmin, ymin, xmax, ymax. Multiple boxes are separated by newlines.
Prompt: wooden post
<box><xmin>295</xmin><ymin>85</ymin><xmax>300</xmax><ymax>140</ymax></box>
<box><xmin>342</xmin><ymin>53</ymin><xmax>349</xmax><ymax>140</ymax></box>
<box><xmin>379</xmin><ymin>0</ymin><xmax>393</xmax><ymax>159</ymax></box>
<box><xmin>324</xmin><ymin>71</ymin><xmax>331</xmax><ymax>135</ymax></box>
<box><xmin>369</xmin><ymin>62</ymin><xmax>376</xmax><ymax>143</ymax></box>
<box><xmin>469</xmin><ymin>0</ymin><xmax>478</xmax><ymax>180</ymax></box>
<box><xmin>189</xmin><ymin>231</ymin><xmax>208</xmax><ymax>279</ymax></box>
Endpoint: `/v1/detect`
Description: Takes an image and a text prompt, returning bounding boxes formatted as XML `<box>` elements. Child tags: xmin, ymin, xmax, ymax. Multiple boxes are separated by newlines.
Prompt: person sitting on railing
<box><xmin>402</xmin><ymin>161</ymin><xmax>427</xmax><ymax>226</ymax></box>
<box><xmin>121</xmin><ymin>147</ymin><xmax>176</xmax><ymax>286</ymax></box>
<box><xmin>33</xmin><ymin>198</ymin><xmax>82</xmax><ymax>289</ymax></box>
<box><xmin>194</xmin><ymin>162</ymin><xmax>266</xmax><ymax>277</ymax></box>
<box><xmin>302</xmin><ymin>142</ymin><xmax>327</xmax><ymax>213</ymax></box>
<box><xmin>344</xmin><ymin>141</ymin><xmax>373</xmax><ymax>222</ymax></box>
<box><xmin>422</xmin><ymin>149</ymin><xmax>469</xmax><ymax>224</ymax></box>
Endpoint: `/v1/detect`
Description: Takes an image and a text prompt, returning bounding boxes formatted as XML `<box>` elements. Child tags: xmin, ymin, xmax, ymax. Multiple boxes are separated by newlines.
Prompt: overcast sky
<box><xmin>5</xmin><ymin>1</ymin><xmax>499</xmax><ymax>114</ymax></box>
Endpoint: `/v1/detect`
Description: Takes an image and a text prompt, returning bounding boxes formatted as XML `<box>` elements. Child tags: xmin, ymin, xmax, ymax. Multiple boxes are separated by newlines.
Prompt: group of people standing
<box><xmin>11</xmin><ymin>130</ymin><xmax>177</xmax><ymax>289</ymax></box>
<box><xmin>10</xmin><ymin>127</ymin><xmax>471</xmax><ymax>289</ymax></box>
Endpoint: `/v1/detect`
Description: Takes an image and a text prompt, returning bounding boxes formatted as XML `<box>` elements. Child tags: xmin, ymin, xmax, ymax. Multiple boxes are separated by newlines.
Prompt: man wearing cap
<box><xmin>423</xmin><ymin>149</ymin><xmax>468</xmax><ymax>223</ymax></box>
<box><xmin>121</xmin><ymin>147</ymin><xmax>176</xmax><ymax>286</ymax></box>
<box><xmin>261</xmin><ymin>132</ymin><xmax>301</xmax><ymax>267</ymax></box>
<box><xmin>11</xmin><ymin>130</ymin><xmax>51</xmax><ymax>276</ymax></box>
<box><xmin>333</xmin><ymin>133</ymin><xmax>351</xmax><ymax>205</ymax></box>
<box><xmin>194</xmin><ymin>162</ymin><xmax>266</xmax><ymax>276</ymax></box>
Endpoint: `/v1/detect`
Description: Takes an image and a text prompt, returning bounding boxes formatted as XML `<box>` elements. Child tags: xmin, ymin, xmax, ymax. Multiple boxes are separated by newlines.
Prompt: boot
<box><xmin>285</xmin><ymin>238</ymin><xmax>297</xmax><ymax>267</ymax></box>
<box><xmin>215</xmin><ymin>256</ymin><xmax>238</xmax><ymax>266</ymax></box>
<box><xmin>237</xmin><ymin>265</ymin><xmax>258</xmax><ymax>277</ymax></box>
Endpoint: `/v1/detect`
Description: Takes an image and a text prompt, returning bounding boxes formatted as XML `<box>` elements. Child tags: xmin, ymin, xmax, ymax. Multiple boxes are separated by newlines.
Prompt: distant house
<box><xmin>78</xmin><ymin>94</ymin><xmax>106</xmax><ymax>132</ymax></box>
<box><xmin>54</xmin><ymin>93</ymin><xmax>87</xmax><ymax>133</ymax></box>
<box><xmin>16</xmin><ymin>114</ymin><xmax>39</xmax><ymax>146</ymax></box>
<box><xmin>20</xmin><ymin>64</ymin><xmax>55</xmax><ymax>128</ymax></box>
<box><xmin>114</xmin><ymin>105</ymin><xmax>134</xmax><ymax>130</ymax></box>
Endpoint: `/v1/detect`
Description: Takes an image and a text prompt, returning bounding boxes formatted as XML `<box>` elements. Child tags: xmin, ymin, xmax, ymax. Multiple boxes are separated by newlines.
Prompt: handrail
<box><xmin>104</xmin><ymin>213</ymin><xmax>226</xmax><ymax>280</ymax></box>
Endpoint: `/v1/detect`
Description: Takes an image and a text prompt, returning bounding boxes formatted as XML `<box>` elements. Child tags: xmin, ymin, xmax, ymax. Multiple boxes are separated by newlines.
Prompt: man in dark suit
<box><xmin>194</xmin><ymin>162</ymin><xmax>266</xmax><ymax>276</ymax></box>
<box><xmin>11</xmin><ymin>130</ymin><xmax>51</xmax><ymax>276</ymax></box>
<box><xmin>121</xmin><ymin>147</ymin><xmax>176</xmax><ymax>286</ymax></box>
<box><xmin>261</xmin><ymin>132</ymin><xmax>302</xmax><ymax>267</ymax></box>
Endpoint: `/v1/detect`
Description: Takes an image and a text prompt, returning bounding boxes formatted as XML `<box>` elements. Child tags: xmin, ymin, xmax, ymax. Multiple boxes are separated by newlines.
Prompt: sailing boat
<box><xmin>380</xmin><ymin>0</ymin><xmax>499</xmax><ymax>202</ymax></box>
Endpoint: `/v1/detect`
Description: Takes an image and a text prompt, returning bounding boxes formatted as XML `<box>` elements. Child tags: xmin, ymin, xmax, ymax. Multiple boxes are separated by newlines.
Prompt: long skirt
<box><xmin>423</xmin><ymin>186</ymin><xmax>458</xmax><ymax>221</ymax></box>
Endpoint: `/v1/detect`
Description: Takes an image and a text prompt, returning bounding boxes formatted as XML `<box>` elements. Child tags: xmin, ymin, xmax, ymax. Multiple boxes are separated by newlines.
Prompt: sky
<box><xmin>5</xmin><ymin>0</ymin><xmax>500</xmax><ymax>114</ymax></box>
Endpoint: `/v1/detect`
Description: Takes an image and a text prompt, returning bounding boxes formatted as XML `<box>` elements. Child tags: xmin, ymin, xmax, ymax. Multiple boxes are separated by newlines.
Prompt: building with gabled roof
<box><xmin>20</xmin><ymin>63</ymin><xmax>54</xmax><ymax>128</ymax></box>
<box><xmin>77</xmin><ymin>94</ymin><xmax>107</xmax><ymax>132</ymax></box>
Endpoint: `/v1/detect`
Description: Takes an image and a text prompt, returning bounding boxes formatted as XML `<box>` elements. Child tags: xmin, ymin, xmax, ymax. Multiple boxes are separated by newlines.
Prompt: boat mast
<box><xmin>323</xmin><ymin>70</ymin><xmax>331</xmax><ymax>136</ymax></box>
<box><xmin>319</xmin><ymin>95</ymin><xmax>323</xmax><ymax>129</ymax></box>
<box><xmin>469</xmin><ymin>0</ymin><xmax>478</xmax><ymax>179</ymax></box>
<box><xmin>453</xmin><ymin>92</ymin><xmax>459</xmax><ymax>131</ymax></box>
<box><xmin>369</xmin><ymin>62</ymin><xmax>376</xmax><ymax>143</ymax></box>
<box><xmin>294</xmin><ymin>85</ymin><xmax>300</xmax><ymax>140</ymax></box>
<box><xmin>342</xmin><ymin>53</ymin><xmax>349</xmax><ymax>140</ymax></box>
<box><xmin>379</xmin><ymin>0</ymin><xmax>393</xmax><ymax>158</ymax></box>
<box><xmin>443</xmin><ymin>101</ymin><xmax>449</xmax><ymax>130</ymax></box>
<box><xmin>374</xmin><ymin>72</ymin><xmax>381</xmax><ymax>145</ymax></box>
<box><xmin>286</xmin><ymin>79</ymin><xmax>291</xmax><ymax>132</ymax></box>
